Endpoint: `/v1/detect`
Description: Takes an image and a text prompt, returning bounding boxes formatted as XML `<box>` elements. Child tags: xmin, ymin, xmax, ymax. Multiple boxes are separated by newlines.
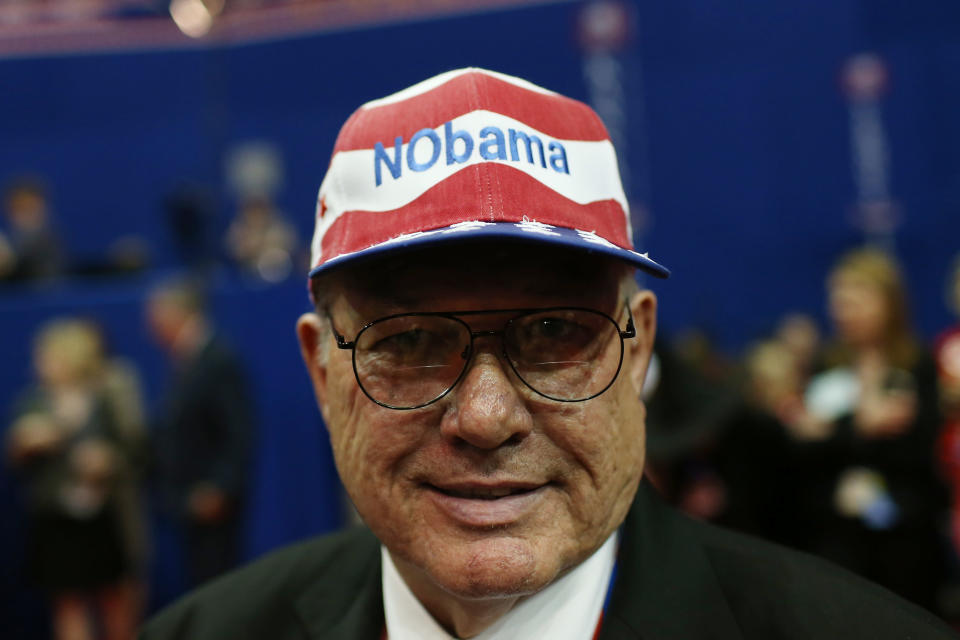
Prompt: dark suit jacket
<box><xmin>153</xmin><ymin>334</ymin><xmax>254</xmax><ymax>515</ymax></box>
<box><xmin>141</xmin><ymin>482</ymin><xmax>957</xmax><ymax>639</ymax></box>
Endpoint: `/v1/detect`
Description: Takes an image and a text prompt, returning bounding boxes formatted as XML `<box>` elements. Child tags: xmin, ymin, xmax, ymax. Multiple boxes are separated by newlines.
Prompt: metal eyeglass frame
<box><xmin>328</xmin><ymin>300</ymin><xmax>636</xmax><ymax>410</ymax></box>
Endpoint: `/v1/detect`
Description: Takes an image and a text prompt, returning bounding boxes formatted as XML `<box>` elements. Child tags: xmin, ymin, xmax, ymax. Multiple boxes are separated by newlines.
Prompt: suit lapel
<box><xmin>294</xmin><ymin>530</ymin><xmax>385</xmax><ymax>640</ymax></box>
<box><xmin>599</xmin><ymin>482</ymin><xmax>745</xmax><ymax>640</ymax></box>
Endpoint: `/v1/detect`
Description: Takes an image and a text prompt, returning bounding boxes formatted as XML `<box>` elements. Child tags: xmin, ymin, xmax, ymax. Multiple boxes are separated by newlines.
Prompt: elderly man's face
<box><xmin>297</xmin><ymin>245</ymin><xmax>656</xmax><ymax>602</ymax></box>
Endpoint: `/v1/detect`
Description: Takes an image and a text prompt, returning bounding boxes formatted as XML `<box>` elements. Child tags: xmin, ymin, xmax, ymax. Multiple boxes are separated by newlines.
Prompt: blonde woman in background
<box><xmin>788</xmin><ymin>248</ymin><xmax>947</xmax><ymax>614</ymax></box>
<box><xmin>6</xmin><ymin>319</ymin><xmax>147</xmax><ymax>640</ymax></box>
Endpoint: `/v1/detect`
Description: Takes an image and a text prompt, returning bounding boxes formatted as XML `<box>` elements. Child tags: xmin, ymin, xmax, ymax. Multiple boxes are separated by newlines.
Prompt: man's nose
<box><xmin>440</xmin><ymin>350</ymin><xmax>533</xmax><ymax>449</ymax></box>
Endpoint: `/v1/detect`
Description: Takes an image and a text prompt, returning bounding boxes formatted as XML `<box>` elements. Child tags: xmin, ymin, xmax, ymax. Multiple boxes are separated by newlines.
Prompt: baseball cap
<box><xmin>309</xmin><ymin>67</ymin><xmax>669</xmax><ymax>280</ymax></box>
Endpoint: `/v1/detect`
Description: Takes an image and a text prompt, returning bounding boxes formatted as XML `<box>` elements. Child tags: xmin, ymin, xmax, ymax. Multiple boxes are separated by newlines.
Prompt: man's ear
<box><xmin>625</xmin><ymin>290</ymin><xmax>657</xmax><ymax>397</ymax></box>
<box><xmin>296</xmin><ymin>312</ymin><xmax>330</xmax><ymax>421</ymax></box>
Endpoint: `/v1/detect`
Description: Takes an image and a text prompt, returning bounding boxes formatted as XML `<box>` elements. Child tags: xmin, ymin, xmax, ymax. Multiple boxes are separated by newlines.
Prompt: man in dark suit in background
<box><xmin>146</xmin><ymin>278</ymin><xmax>254</xmax><ymax>587</ymax></box>
<box><xmin>141</xmin><ymin>69</ymin><xmax>957</xmax><ymax>639</ymax></box>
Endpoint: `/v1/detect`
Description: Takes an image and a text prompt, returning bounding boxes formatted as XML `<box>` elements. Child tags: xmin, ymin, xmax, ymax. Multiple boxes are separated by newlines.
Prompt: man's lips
<box><xmin>423</xmin><ymin>481</ymin><xmax>550</xmax><ymax>526</ymax></box>
<box><xmin>429</xmin><ymin>482</ymin><xmax>541</xmax><ymax>499</ymax></box>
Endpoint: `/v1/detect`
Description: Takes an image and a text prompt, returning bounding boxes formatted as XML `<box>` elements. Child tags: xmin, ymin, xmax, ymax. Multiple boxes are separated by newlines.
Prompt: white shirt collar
<box><xmin>381</xmin><ymin>531</ymin><xmax>618</xmax><ymax>640</ymax></box>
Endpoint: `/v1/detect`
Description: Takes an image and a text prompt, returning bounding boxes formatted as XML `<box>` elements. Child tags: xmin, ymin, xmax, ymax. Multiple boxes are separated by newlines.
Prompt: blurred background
<box><xmin>1</xmin><ymin>0</ymin><xmax>959</xmax><ymax>637</ymax></box>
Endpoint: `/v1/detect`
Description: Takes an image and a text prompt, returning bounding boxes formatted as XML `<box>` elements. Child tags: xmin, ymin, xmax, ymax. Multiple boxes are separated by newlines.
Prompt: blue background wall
<box><xmin>1</xmin><ymin>0</ymin><xmax>959</xmax><ymax>634</ymax></box>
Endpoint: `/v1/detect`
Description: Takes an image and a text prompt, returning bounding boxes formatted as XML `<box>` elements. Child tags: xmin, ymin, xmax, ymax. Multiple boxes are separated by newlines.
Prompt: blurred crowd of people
<box><xmin>5</xmin><ymin>279</ymin><xmax>255</xmax><ymax>640</ymax></box>
<box><xmin>0</xmin><ymin>173</ymin><xmax>302</xmax><ymax>287</ymax></box>
<box><xmin>0</xmin><ymin>160</ymin><xmax>293</xmax><ymax>637</ymax></box>
<box><xmin>646</xmin><ymin>247</ymin><xmax>960</xmax><ymax>620</ymax></box>
<box><xmin>6</xmin><ymin>319</ymin><xmax>146</xmax><ymax>639</ymax></box>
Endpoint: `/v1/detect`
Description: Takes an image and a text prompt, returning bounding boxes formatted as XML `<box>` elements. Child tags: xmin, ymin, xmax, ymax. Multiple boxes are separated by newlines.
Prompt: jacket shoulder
<box><xmin>140</xmin><ymin>526</ymin><xmax>379</xmax><ymax>640</ymax></box>
<box><xmin>690</xmin><ymin>520</ymin><xmax>956</xmax><ymax>638</ymax></box>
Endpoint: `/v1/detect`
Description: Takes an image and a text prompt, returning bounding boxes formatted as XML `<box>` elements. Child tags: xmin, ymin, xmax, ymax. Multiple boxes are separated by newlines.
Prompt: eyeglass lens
<box><xmin>352</xmin><ymin>309</ymin><xmax>622</xmax><ymax>409</ymax></box>
<box><xmin>354</xmin><ymin>315</ymin><xmax>471</xmax><ymax>408</ymax></box>
<box><xmin>505</xmin><ymin>309</ymin><xmax>619</xmax><ymax>401</ymax></box>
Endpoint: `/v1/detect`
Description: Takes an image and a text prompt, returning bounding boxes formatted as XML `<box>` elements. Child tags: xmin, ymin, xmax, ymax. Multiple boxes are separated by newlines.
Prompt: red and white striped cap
<box><xmin>309</xmin><ymin>68</ymin><xmax>669</xmax><ymax>279</ymax></box>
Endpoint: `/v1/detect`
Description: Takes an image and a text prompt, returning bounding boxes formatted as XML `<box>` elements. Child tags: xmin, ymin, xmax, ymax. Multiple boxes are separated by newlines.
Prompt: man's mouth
<box><xmin>423</xmin><ymin>481</ymin><xmax>548</xmax><ymax>526</ymax></box>
<box><xmin>429</xmin><ymin>485</ymin><xmax>539</xmax><ymax>500</ymax></box>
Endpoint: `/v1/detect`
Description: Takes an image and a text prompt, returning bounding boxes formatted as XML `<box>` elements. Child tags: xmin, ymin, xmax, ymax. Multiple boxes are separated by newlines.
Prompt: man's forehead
<box><xmin>326</xmin><ymin>242</ymin><xmax>627</xmax><ymax>313</ymax></box>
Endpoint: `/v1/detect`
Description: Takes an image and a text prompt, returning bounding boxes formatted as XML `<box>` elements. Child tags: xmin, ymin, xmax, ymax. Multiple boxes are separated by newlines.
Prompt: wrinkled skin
<box><xmin>297</xmin><ymin>246</ymin><xmax>656</xmax><ymax>636</ymax></box>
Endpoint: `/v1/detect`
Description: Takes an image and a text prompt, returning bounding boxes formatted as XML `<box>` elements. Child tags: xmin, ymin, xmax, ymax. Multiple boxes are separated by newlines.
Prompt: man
<box><xmin>146</xmin><ymin>278</ymin><xmax>255</xmax><ymax>587</ymax></box>
<box><xmin>142</xmin><ymin>69</ymin><xmax>956</xmax><ymax>638</ymax></box>
<box><xmin>0</xmin><ymin>176</ymin><xmax>63</xmax><ymax>282</ymax></box>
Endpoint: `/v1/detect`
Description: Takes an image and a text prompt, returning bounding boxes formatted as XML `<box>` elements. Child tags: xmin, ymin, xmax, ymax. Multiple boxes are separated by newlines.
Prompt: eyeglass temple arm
<box><xmin>327</xmin><ymin>315</ymin><xmax>356</xmax><ymax>350</ymax></box>
<box><xmin>620</xmin><ymin>300</ymin><xmax>637</xmax><ymax>339</ymax></box>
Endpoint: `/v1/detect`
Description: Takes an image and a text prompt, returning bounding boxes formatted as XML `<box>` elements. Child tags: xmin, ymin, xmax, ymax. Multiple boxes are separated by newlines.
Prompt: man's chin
<box><xmin>421</xmin><ymin>537</ymin><xmax>559</xmax><ymax>601</ymax></box>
